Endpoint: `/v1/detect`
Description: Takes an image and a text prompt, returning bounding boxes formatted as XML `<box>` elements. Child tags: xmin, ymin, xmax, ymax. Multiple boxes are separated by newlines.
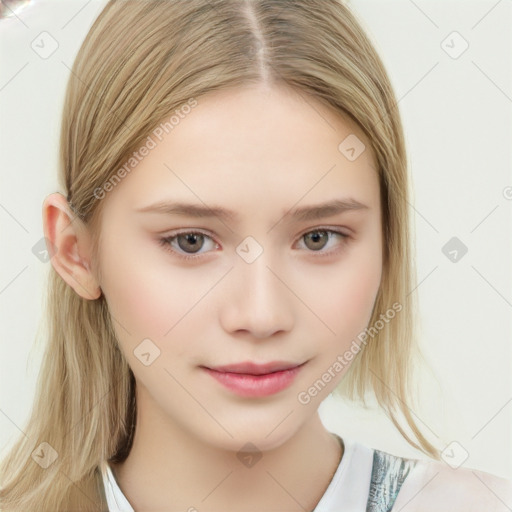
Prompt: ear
<box><xmin>42</xmin><ymin>192</ymin><xmax>102</xmax><ymax>300</ymax></box>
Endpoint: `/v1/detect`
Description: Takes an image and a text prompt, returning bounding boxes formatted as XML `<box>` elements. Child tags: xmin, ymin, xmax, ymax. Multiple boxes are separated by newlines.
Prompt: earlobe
<box><xmin>42</xmin><ymin>192</ymin><xmax>102</xmax><ymax>300</ymax></box>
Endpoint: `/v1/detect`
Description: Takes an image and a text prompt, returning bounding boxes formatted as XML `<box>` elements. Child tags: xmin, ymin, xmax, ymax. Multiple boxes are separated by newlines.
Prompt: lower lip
<box><xmin>202</xmin><ymin>365</ymin><xmax>304</xmax><ymax>397</ymax></box>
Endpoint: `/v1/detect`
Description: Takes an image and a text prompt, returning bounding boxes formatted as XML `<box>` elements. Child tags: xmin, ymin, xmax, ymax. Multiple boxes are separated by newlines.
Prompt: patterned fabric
<box><xmin>366</xmin><ymin>449</ymin><xmax>418</xmax><ymax>512</ymax></box>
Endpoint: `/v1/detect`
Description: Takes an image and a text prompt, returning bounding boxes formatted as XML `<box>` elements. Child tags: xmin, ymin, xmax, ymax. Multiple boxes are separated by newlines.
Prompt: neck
<box><xmin>110</xmin><ymin>386</ymin><xmax>343</xmax><ymax>511</ymax></box>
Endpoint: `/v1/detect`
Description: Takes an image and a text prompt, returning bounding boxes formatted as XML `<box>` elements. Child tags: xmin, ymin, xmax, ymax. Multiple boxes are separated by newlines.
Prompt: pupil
<box><xmin>306</xmin><ymin>231</ymin><xmax>327</xmax><ymax>250</ymax></box>
<box><xmin>179</xmin><ymin>233</ymin><xmax>203</xmax><ymax>253</ymax></box>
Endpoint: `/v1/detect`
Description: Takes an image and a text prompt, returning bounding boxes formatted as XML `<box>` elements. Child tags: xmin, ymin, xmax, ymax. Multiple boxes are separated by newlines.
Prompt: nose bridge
<box><xmin>239</xmin><ymin>244</ymin><xmax>281</xmax><ymax>303</ymax></box>
<box><xmin>221</xmin><ymin>236</ymin><xmax>293</xmax><ymax>337</ymax></box>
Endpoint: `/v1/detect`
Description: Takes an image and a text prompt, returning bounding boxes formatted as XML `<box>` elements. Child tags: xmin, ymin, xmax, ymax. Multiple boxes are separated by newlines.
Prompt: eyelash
<box><xmin>158</xmin><ymin>227</ymin><xmax>350</xmax><ymax>262</ymax></box>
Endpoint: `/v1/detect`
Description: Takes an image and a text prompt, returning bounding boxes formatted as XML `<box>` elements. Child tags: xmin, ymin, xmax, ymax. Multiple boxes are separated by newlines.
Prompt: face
<box><xmin>94</xmin><ymin>83</ymin><xmax>382</xmax><ymax>451</ymax></box>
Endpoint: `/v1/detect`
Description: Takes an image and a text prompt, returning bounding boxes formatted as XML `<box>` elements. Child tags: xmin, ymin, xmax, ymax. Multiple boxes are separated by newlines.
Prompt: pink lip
<box><xmin>201</xmin><ymin>361</ymin><xmax>306</xmax><ymax>397</ymax></box>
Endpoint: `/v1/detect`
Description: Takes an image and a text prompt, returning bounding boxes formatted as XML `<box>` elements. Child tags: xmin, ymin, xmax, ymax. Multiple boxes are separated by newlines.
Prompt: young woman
<box><xmin>1</xmin><ymin>0</ymin><xmax>511</xmax><ymax>510</ymax></box>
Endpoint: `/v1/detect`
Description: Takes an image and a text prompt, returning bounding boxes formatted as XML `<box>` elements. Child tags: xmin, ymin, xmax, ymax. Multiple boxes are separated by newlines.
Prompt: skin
<box><xmin>43</xmin><ymin>82</ymin><xmax>383</xmax><ymax>511</ymax></box>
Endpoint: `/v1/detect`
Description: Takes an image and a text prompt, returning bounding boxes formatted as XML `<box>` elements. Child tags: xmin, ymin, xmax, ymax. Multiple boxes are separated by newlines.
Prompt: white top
<box><xmin>100</xmin><ymin>436</ymin><xmax>512</xmax><ymax>512</ymax></box>
<box><xmin>100</xmin><ymin>436</ymin><xmax>374</xmax><ymax>512</ymax></box>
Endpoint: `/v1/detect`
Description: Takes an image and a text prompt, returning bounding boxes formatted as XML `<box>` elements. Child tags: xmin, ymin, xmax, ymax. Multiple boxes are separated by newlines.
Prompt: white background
<box><xmin>0</xmin><ymin>0</ymin><xmax>511</xmax><ymax>479</ymax></box>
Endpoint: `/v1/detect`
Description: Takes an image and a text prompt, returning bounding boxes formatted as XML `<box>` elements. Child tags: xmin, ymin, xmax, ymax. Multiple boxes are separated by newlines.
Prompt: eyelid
<box><xmin>297</xmin><ymin>225</ymin><xmax>351</xmax><ymax>239</ymax></box>
<box><xmin>294</xmin><ymin>226</ymin><xmax>351</xmax><ymax>255</ymax></box>
<box><xmin>158</xmin><ymin>229</ymin><xmax>219</xmax><ymax>261</ymax></box>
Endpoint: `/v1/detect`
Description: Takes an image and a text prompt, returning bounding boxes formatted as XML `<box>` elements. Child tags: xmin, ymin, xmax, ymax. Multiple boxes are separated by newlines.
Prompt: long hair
<box><xmin>0</xmin><ymin>0</ymin><xmax>440</xmax><ymax>509</ymax></box>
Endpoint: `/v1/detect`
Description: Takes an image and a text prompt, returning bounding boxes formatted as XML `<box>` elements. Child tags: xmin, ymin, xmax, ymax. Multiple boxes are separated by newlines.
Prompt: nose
<box><xmin>219</xmin><ymin>248</ymin><xmax>294</xmax><ymax>339</ymax></box>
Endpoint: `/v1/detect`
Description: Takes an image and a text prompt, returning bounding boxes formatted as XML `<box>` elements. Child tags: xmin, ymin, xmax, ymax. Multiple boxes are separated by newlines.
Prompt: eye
<box><xmin>295</xmin><ymin>228</ymin><xmax>350</xmax><ymax>256</ymax></box>
<box><xmin>158</xmin><ymin>230</ymin><xmax>219</xmax><ymax>261</ymax></box>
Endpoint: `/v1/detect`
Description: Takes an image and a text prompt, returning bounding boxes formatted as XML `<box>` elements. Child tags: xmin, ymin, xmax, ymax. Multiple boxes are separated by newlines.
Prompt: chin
<box><xmin>198</xmin><ymin>415</ymin><xmax>306</xmax><ymax>454</ymax></box>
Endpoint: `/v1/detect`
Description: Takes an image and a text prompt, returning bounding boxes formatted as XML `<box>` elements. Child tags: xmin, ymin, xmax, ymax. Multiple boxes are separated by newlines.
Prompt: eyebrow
<box><xmin>135</xmin><ymin>198</ymin><xmax>369</xmax><ymax>223</ymax></box>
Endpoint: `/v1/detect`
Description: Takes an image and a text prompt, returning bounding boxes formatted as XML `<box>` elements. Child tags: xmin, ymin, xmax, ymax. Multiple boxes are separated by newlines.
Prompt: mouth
<box><xmin>200</xmin><ymin>360</ymin><xmax>307</xmax><ymax>398</ymax></box>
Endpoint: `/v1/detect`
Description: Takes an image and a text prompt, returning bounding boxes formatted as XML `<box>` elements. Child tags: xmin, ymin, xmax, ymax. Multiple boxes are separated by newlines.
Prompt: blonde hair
<box><xmin>0</xmin><ymin>0</ymin><xmax>440</xmax><ymax>510</ymax></box>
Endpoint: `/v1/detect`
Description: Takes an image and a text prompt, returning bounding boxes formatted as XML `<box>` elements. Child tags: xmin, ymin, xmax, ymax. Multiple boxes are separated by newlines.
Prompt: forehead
<box><xmin>101</xmin><ymin>83</ymin><xmax>379</xmax><ymax>220</ymax></box>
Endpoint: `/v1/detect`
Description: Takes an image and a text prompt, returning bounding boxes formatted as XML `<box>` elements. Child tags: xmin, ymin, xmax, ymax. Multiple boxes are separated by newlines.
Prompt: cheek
<box><xmin>98</xmin><ymin>236</ymin><xmax>221</xmax><ymax>357</ymax></box>
<box><xmin>316</xmin><ymin>244</ymin><xmax>382</xmax><ymax>344</ymax></box>
<box><xmin>98</xmin><ymin>237</ymin><xmax>180</xmax><ymax>338</ymax></box>
<box><xmin>344</xmin><ymin>253</ymin><xmax>381</xmax><ymax>317</ymax></box>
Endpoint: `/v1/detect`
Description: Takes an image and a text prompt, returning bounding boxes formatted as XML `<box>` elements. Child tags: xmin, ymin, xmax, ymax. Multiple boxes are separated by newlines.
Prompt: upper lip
<box><xmin>204</xmin><ymin>361</ymin><xmax>305</xmax><ymax>375</ymax></box>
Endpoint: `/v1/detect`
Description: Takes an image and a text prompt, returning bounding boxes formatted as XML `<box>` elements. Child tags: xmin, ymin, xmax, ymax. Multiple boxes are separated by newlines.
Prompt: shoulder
<box><xmin>391</xmin><ymin>458</ymin><xmax>512</xmax><ymax>512</ymax></box>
